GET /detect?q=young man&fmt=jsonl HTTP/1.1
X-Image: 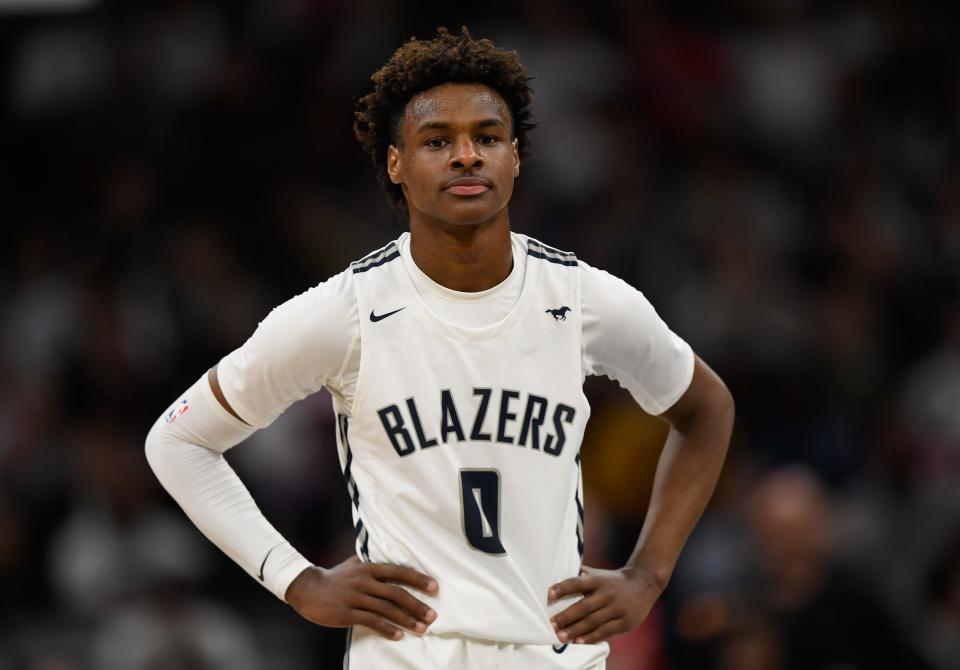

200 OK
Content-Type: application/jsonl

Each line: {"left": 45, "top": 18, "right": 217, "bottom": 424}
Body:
{"left": 145, "top": 27, "right": 734, "bottom": 669}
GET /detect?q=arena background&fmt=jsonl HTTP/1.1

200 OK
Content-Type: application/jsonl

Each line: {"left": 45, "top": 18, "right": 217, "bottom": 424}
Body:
{"left": 2, "top": 1, "right": 959, "bottom": 668}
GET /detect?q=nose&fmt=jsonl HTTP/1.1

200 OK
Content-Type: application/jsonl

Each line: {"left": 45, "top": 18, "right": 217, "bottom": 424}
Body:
{"left": 449, "top": 136, "right": 483, "bottom": 171}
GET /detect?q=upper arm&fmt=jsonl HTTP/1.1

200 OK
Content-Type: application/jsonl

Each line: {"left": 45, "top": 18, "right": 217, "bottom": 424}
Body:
{"left": 660, "top": 354, "right": 734, "bottom": 432}
{"left": 214, "top": 270, "right": 359, "bottom": 429}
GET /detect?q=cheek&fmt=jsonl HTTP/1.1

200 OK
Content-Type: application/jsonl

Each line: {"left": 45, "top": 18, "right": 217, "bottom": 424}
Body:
{"left": 401, "top": 159, "right": 442, "bottom": 207}
{"left": 408, "top": 154, "right": 440, "bottom": 185}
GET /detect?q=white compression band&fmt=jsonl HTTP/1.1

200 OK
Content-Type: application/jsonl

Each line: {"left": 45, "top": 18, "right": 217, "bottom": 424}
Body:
{"left": 145, "top": 374, "right": 313, "bottom": 601}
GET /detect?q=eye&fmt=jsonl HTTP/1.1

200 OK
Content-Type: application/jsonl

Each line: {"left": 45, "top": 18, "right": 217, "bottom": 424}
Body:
{"left": 426, "top": 138, "right": 448, "bottom": 149}
{"left": 478, "top": 135, "right": 498, "bottom": 145}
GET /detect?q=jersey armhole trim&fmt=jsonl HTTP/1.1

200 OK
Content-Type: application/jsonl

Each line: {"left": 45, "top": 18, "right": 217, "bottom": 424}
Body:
{"left": 576, "top": 263, "right": 588, "bottom": 385}
{"left": 346, "top": 263, "right": 367, "bottom": 418}
{"left": 215, "top": 361, "right": 271, "bottom": 430}
{"left": 327, "top": 294, "right": 361, "bottom": 414}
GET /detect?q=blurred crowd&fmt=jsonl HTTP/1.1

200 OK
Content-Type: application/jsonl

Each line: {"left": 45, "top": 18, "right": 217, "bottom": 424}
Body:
{"left": 2, "top": 1, "right": 959, "bottom": 668}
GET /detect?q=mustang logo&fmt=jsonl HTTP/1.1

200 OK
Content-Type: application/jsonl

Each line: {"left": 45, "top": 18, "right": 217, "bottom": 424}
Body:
{"left": 545, "top": 306, "right": 571, "bottom": 322}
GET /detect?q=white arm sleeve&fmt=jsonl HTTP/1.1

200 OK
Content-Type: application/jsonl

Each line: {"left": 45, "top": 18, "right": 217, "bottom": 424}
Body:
{"left": 144, "top": 374, "right": 313, "bottom": 601}
{"left": 144, "top": 270, "right": 358, "bottom": 601}
{"left": 581, "top": 260, "right": 695, "bottom": 415}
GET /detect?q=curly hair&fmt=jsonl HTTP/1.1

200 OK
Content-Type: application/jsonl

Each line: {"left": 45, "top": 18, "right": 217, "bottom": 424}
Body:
{"left": 354, "top": 26, "right": 536, "bottom": 219}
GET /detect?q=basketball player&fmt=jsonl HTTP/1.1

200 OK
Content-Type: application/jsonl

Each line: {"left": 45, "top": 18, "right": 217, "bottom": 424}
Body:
{"left": 145, "top": 28, "right": 734, "bottom": 669}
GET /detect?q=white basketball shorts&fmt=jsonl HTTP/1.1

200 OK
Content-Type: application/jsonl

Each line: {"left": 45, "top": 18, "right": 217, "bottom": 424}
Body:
{"left": 344, "top": 627, "right": 609, "bottom": 669}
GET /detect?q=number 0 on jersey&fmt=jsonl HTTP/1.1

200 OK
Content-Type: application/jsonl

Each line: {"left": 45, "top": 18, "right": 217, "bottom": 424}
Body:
{"left": 459, "top": 469, "right": 506, "bottom": 555}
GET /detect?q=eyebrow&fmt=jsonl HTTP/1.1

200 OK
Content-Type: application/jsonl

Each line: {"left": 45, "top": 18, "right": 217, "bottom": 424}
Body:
{"left": 414, "top": 117, "right": 507, "bottom": 134}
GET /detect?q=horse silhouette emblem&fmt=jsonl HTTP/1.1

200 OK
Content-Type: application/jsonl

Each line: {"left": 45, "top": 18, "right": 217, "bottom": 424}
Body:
{"left": 546, "top": 306, "right": 571, "bottom": 321}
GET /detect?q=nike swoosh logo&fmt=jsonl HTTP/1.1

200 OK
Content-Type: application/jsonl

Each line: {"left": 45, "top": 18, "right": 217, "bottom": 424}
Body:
{"left": 553, "top": 643, "right": 569, "bottom": 654}
{"left": 258, "top": 546, "right": 278, "bottom": 582}
{"left": 369, "top": 307, "right": 406, "bottom": 322}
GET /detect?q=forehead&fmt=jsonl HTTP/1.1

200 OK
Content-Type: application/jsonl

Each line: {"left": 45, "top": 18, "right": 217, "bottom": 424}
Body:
{"left": 403, "top": 83, "right": 511, "bottom": 130}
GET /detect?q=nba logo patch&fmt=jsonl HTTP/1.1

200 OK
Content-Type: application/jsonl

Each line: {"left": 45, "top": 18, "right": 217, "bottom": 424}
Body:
{"left": 165, "top": 398, "right": 189, "bottom": 424}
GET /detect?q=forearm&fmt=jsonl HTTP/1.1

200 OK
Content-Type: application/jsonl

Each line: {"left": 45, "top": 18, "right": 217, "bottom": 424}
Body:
{"left": 547, "top": 374, "right": 733, "bottom": 644}
{"left": 145, "top": 375, "right": 313, "bottom": 601}
{"left": 626, "top": 381, "right": 734, "bottom": 586}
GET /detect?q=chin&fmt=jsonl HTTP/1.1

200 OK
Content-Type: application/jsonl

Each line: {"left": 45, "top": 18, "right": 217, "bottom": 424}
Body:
{"left": 443, "top": 212, "right": 497, "bottom": 226}
{"left": 436, "top": 201, "right": 508, "bottom": 227}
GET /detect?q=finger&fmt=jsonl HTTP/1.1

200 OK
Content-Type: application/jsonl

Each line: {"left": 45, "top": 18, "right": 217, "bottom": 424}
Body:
{"left": 550, "top": 592, "right": 610, "bottom": 630}
{"left": 367, "top": 582, "right": 437, "bottom": 624}
{"left": 576, "top": 618, "right": 626, "bottom": 645}
{"left": 354, "top": 610, "right": 403, "bottom": 640}
{"left": 558, "top": 607, "right": 618, "bottom": 643}
{"left": 354, "top": 595, "right": 427, "bottom": 634}
{"left": 371, "top": 563, "right": 438, "bottom": 593}
{"left": 548, "top": 575, "right": 595, "bottom": 603}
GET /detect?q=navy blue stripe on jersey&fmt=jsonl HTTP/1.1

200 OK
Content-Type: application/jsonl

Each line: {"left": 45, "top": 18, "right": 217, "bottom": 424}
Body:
{"left": 528, "top": 248, "right": 578, "bottom": 267}
{"left": 344, "top": 449, "right": 359, "bottom": 507}
{"left": 529, "top": 238, "right": 576, "bottom": 259}
{"left": 352, "top": 243, "right": 400, "bottom": 273}
{"left": 352, "top": 249, "right": 400, "bottom": 273}
{"left": 356, "top": 240, "right": 397, "bottom": 265}
{"left": 338, "top": 414, "right": 371, "bottom": 561}
{"left": 354, "top": 519, "right": 370, "bottom": 561}
{"left": 527, "top": 239, "right": 578, "bottom": 267}
{"left": 574, "top": 452, "right": 584, "bottom": 559}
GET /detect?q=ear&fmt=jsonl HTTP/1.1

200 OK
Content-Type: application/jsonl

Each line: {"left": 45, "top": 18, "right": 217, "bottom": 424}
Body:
{"left": 512, "top": 138, "right": 520, "bottom": 177}
{"left": 387, "top": 145, "right": 403, "bottom": 185}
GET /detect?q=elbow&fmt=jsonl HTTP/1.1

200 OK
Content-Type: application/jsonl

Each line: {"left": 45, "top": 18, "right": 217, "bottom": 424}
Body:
{"left": 717, "top": 379, "right": 735, "bottom": 429}
{"left": 144, "top": 419, "right": 187, "bottom": 484}
{"left": 702, "top": 374, "right": 735, "bottom": 443}
{"left": 664, "top": 368, "right": 735, "bottom": 438}
{"left": 144, "top": 420, "right": 165, "bottom": 480}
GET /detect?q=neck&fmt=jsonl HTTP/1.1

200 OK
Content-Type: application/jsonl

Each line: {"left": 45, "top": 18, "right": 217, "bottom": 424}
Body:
{"left": 408, "top": 215, "right": 513, "bottom": 292}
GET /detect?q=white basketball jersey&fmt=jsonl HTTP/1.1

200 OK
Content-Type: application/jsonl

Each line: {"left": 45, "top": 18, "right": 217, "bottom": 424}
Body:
{"left": 334, "top": 232, "right": 590, "bottom": 645}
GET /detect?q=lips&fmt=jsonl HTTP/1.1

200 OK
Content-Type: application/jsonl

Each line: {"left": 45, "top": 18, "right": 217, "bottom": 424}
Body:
{"left": 447, "top": 184, "right": 489, "bottom": 195}
{"left": 444, "top": 177, "right": 491, "bottom": 196}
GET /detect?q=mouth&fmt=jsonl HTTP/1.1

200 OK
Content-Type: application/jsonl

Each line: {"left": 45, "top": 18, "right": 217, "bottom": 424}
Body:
{"left": 444, "top": 177, "right": 491, "bottom": 196}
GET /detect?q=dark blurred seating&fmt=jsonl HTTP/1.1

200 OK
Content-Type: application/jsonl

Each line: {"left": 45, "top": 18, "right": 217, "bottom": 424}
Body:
{"left": 2, "top": 2, "right": 957, "bottom": 667}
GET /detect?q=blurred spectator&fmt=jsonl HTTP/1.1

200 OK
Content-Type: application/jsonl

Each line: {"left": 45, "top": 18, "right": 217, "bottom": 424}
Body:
{"left": 91, "top": 596, "right": 262, "bottom": 670}
{"left": 902, "top": 306, "right": 960, "bottom": 471}
{"left": 921, "top": 528, "right": 960, "bottom": 669}
{"left": 746, "top": 466, "right": 927, "bottom": 670}
{"left": 47, "top": 418, "right": 212, "bottom": 616}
